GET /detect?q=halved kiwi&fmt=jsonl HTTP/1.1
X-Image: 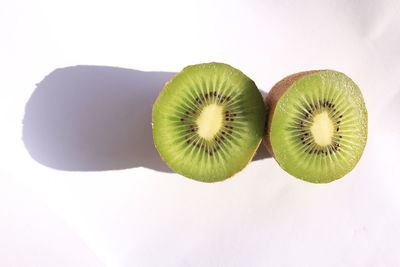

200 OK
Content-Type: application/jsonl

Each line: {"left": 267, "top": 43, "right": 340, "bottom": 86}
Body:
{"left": 264, "top": 70, "right": 368, "bottom": 183}
{"left": 152, "top": 63, "right": 266, "bottom": 182}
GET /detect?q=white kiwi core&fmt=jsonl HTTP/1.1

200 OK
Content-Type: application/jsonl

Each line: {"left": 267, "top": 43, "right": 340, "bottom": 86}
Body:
{"left": 310, "top": 111, "right": 334, "bottom": 146}
{"left": 196, "top": 104, "right": 223, "bottom": 140}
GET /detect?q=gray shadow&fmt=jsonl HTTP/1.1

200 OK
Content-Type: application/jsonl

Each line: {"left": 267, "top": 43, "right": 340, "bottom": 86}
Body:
{"left": 253, "top": 142, "right": 271, "bottom": 161}
{"left": 22, "top": 65, "right": 270, "bottom": 173}
{"left": 253, "top": 88, "right": 271, "bottom": 160}
{"left": 259, "top": 89, "right": 268, "bottom": 99}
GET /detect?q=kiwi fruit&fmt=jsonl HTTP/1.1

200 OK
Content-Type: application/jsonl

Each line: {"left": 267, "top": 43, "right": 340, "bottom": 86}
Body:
{"left": 152, "top": 62, "right": 266, "bottom": 182}
{"left": 264, "top": 70, "right": 368, "bottom": 183}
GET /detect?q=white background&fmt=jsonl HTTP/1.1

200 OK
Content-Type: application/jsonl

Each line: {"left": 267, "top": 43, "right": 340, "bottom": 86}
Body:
{"left": 1, "top": 0, "right": 400, "bottom": 266}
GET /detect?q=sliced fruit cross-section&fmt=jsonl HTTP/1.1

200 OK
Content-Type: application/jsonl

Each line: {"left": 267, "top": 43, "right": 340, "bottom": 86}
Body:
{"left": 152, "top": 62, "right": 266, "bottom": 182}
{"left": 264, "top": 70, "right": 368, "bottom": 183}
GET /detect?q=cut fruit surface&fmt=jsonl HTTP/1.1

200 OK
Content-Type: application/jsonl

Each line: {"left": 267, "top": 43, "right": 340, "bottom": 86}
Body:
{"left": 310, "top": 111, "right": 334, "bottom": 146}
{"left": 152, "top": 63, "right": 266, "bottom": 182}
{"left": 196, "top": 103, "right": 224, "bottom": 140}
{"left": 265, "top": 70, "right": 368, "bottom": 183}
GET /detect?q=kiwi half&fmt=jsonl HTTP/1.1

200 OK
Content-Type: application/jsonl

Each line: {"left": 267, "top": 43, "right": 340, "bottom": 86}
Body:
{"left": 264, "top": 70, "right": 368, "bottom": 183}
{"left": 152, "top": 63, "right": 266, "bottom": 182}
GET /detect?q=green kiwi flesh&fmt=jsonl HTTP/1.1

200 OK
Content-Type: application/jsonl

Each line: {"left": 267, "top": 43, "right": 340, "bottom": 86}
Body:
{"left": 152, "top": 63, "right": 266, "bottom": 182}
{"left": 264, "top": 70, "right": 368, "bottom": 183}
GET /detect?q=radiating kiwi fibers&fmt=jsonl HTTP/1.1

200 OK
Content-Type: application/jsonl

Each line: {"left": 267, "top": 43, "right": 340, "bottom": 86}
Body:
{"left": 152, "top": 63, "right": 266, "bottom": 182}
{"left": 264, "top": 70, "right": 368, "bottom": 183}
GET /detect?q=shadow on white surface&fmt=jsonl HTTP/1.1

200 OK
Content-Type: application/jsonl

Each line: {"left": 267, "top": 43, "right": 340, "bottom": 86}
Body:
{"left": 22, "top": 66, "right": 270, "bottom": 173}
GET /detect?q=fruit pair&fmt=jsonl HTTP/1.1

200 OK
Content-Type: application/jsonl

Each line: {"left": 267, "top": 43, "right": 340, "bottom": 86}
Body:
{"left": 152, "top": 63, "right": 368, "bottom": 183}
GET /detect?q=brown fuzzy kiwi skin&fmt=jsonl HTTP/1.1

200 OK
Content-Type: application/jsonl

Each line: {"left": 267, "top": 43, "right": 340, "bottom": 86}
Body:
{"left": 263, "top": 70, "right": 327, "bottom": 158}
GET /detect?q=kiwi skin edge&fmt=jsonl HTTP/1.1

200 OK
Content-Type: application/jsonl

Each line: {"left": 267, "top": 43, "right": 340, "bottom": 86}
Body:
{"left": 153, "top": 117, "right": 264, "bottom": 183}
{"left": 263, "top": 70, "right": 325, "bottom": 157}
{"left": 152, "top": 65, "right": 267, "bottom": 183}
